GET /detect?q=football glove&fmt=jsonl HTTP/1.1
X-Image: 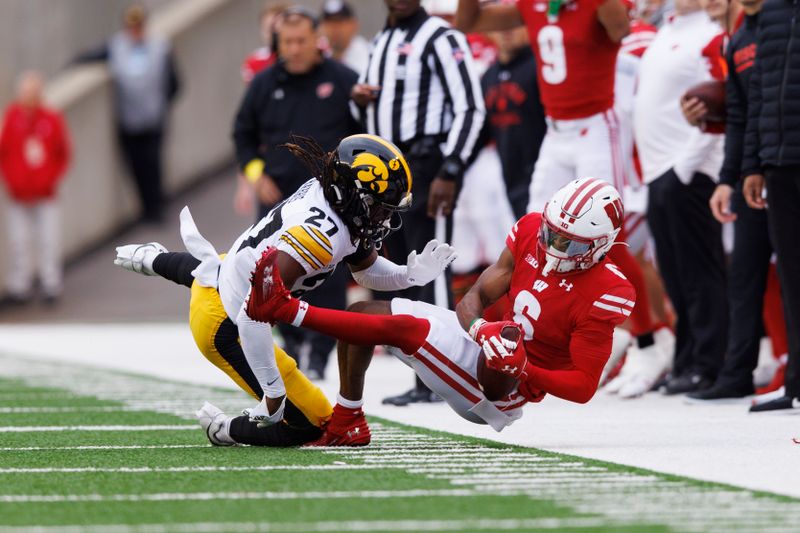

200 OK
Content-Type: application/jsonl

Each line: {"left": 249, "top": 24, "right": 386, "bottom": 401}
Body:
{"left": 406, "top": 239, "right": 457, "bottom": 286}
{"left": 247, "top": 395, "right": 286, "bottom": 428}
{"left": 470, "top": 319, "right": 527, "bottom": 378}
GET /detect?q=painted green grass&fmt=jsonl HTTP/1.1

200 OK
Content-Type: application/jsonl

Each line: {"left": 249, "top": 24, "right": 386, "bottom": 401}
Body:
{"left": 1, "top": 366, "right": 798, "bottom": 532}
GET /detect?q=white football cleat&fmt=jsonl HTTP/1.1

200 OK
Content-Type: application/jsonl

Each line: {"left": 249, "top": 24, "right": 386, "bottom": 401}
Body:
{"left": 114, "top": 242, "right": 168, "bottom": 276}
{"left": 600, "top": 328, "right": 633, "bottom": 387}
{"left": 605, "top": 328, "right": 674, "bottom": 398}
{"left": 196, "top": 401, "right": 236, "bottom": 446}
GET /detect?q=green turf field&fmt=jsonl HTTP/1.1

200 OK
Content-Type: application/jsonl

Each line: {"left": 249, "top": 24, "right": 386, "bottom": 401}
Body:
{"left": 1, "top": 355, "right": 799, "bottom": 533}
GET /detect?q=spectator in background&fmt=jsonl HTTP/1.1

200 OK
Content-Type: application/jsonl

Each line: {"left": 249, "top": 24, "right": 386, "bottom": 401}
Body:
{"left": 234, "top": 1, "right": 290, "bottom": 217}
{"left": 241, "top": 2, "right": 290, "bottom": 84}
{"left": 76, "top": 4, "right": 180, "bottom": 224}
{"left": 742, "top": 0, "right": 800, "bottom": 413}
{"left": 634, "top": 0, "right": 727, "bottom": 395}
{"left": 683, "top": 0, "right": 785, "bottom": 402}
{"left": 352, "top": 0, "right": 485, "bottom": 406}
{"left": 481, "top": 27, "right": 545, "bottom": 220}
{"left": 0, "top": 72, "right": 71, "bottom": 305}
{"left": 232, "top": 7, "right": 361, "bottom": 379}
{"left": 320, "top": 0, "right": 370, "bottom": 74}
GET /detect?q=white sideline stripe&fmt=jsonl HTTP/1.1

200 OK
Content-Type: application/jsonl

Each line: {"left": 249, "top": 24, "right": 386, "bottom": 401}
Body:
{"left": 0, "top": 488, "right": 492, "bottom": 503}
{"left": 0, "top": 517, "right": 610, "bottom": 533}
{"left": 0, "top": 445, "right": 208, "bottom": 452}
{"left": 0, "top": 465, "right": 400, "bottom": 474}
{"left": 0, "top": 425, "right": 196, "bottom": 433}
{"left": 0, "top": 406, "right": 145, "bottom": 414}
{"left": 592, "top": 301, "right": 631, "bottom": 316}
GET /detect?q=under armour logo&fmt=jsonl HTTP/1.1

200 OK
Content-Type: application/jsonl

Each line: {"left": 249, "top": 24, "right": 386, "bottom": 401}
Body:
{"left": 559, "top": 279, "right": 573, "bottom": 292}
{"left": 501, "top": 364, "right": 518, "bottom": 374}
{"left": 346, "top": 427, "right": 361, "bottom": 438}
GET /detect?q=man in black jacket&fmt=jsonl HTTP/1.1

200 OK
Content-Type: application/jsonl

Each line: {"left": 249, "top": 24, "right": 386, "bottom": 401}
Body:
{"left": 232, "top": 7, "right": 361, "bottom": 379}
{"left": 687, "top": 0, "right": 771, "bottom": 402}
{"left": 481, "top": 27, "right": 546, "bottom": 219}
{"left": 741, "top": 0, "right": 800, "bottom": 412}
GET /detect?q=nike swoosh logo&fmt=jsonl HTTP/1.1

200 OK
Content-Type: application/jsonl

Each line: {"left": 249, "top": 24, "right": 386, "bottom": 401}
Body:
{"left": 267, "top": 377, "right": 279, "bottom": 386}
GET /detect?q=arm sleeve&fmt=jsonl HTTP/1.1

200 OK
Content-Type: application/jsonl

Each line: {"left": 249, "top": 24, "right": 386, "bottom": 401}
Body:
{"left": 431, "top": 30, "right": 486, "bottom": 183}
{"left": 232, "top": 75, "right": 266, "bottom": 171}
{"left": 741, "top": 45, "right": 763, "bottom": 178}
{"left": 275, "top": 224, "right": 334, "bottom": 274}
{"left": 520, "top": 319, "right": 615, "bottom": 404}
{"left": 720, "top": 50, "right": 747, "bottom": 187}
{"left": 235, "top": 303, "right": 285, "bottom": 398}
{"left": 350, "top": 255, "right": 412, "bottom": 291}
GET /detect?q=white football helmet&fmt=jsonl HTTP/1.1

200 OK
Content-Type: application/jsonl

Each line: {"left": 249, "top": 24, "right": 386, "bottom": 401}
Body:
{"left": 539, "top": 177, "right": 624, "bottom": 276}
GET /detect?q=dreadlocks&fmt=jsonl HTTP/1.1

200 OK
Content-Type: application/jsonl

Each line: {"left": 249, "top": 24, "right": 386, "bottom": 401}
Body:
{"left": 281, "top": 135, "right": 335, "bottom": 185}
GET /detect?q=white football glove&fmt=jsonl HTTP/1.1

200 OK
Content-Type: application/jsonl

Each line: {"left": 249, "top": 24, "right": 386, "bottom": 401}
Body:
{"left": 114, "top": 242, "right": 167, "bottom": 276}
{"left": 406, "top": 239, "right": 457, "bottom": 286}
{"left": 246, "top": 396, "right": 286, "bottom": 428}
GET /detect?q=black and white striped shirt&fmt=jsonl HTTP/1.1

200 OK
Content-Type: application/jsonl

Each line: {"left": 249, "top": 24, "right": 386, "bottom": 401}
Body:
{"left": 359, "top": 9, "right": 485, "bottom": 172}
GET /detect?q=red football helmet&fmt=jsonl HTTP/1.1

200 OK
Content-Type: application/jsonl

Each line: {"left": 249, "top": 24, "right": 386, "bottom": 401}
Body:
{"left": 539, "top": 177, "right": 624, "bottom": 276}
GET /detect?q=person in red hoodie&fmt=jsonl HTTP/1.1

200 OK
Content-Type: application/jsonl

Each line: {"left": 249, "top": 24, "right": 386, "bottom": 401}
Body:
{"left": 0, "top": 71, "right": 71, "bottom": 305}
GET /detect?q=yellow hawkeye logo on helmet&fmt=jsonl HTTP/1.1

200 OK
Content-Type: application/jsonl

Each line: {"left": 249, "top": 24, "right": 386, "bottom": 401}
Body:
{"left": 351, "top": 152, "right": 389, "bottom": 194}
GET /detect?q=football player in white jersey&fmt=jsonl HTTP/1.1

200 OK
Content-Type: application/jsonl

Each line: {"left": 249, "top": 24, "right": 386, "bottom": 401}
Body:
{"left": 115, "top": 134, "right": 456, "bottom": 445}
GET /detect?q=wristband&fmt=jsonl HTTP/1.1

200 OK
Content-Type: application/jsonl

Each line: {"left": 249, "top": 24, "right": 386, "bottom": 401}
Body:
{"left": 468, "top": 318, "right": 487, "bottom": 341}
{"left": 244, "top": 159, "right": 265, "bottom": 184}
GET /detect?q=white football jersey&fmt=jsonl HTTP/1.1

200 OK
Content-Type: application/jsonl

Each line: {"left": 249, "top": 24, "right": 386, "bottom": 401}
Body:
{"left": 218, "top": 179, "right": 359, "bottom": 321}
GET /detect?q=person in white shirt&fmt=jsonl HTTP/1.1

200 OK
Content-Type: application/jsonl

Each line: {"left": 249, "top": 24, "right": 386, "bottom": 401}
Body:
{"left": 319, "top": 0, "right": 370, "bottom": 75}
{"left": 633, "top": 0, "right": 727, "bottom": 396}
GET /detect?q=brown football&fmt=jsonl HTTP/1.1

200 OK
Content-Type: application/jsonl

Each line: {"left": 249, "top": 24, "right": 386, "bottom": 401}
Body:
{"left": 684, "top": 80, "right": 726, "bottom": 124}
{"left": 476, "top": 325, "right": 520, "bottom": 401}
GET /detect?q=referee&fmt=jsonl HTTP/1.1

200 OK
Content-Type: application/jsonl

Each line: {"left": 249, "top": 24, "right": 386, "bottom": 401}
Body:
{"left": 352, "top": 0, "right": 485, "bottom": 405}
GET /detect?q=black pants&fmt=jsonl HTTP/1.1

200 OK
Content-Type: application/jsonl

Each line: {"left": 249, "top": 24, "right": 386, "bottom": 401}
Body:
{"left": 277, "top": 264, "right": 349, "bottom": 374}
{"left": 383, "top": 137, "right": 454, "bottom": 392}
{"left": 118, "top": 129, "right": 164, "bottom": 222}
{"left": 765, "top": 166, "right": 800, "bottom": 398}
{"left": 647, "top": 169, "right": 728, "bottom": 379}
{"left": 715, "top": 187, "right": 772, "bottom": 392}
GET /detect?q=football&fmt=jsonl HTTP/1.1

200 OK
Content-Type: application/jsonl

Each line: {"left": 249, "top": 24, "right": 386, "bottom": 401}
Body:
{"left": 684, "top": 80, "right": 726, "bottom": 124}
{"left": 476, "top": 325, "right": 521, "bottom": 401}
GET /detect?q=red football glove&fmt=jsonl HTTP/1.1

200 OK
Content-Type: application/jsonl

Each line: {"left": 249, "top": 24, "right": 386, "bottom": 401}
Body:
{"left": 246, "top": 247, "right": 297, "bottom": 324}
{"left": 469, "top": 319, "right": 526, "bottom": 377}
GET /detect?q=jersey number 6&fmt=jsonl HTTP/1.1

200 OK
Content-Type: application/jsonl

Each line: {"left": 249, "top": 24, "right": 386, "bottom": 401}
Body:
{"left": 537, "top": 26, "right": 567, "bottom": 85}
{"left": 513, "top": 290, "right": 542, "bottom": 341}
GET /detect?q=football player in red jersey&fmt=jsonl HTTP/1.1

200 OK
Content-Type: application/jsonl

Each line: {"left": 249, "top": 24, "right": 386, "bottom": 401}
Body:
{"left": 455, "top": 0, "right": 667, "bottom": 396}
{"left": 246, "top": 178, "right": 635, "bottom": 446}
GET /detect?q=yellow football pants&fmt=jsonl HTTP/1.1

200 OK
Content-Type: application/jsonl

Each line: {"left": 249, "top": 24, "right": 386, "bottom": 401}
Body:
{"left": 188, "top": 281, "right": 332, "bottom": 428}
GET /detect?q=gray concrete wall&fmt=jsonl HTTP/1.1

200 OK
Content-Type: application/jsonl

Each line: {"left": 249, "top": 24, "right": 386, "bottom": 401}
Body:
{"left": 0, "top": 0, "right": 391, "bottom": 297}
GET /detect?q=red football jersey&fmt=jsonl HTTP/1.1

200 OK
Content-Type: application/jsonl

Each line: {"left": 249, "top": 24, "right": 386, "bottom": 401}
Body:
{"left": 504, "top": 213, "right": 636, "bottom": 403}
{"left": 517, "top": 0, "right": 620, "bottom": 119}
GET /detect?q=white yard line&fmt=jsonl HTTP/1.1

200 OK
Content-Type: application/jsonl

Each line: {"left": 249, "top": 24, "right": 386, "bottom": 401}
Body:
{"left": 0, "top": 488, "right": 486, "bottom": 503}
{"left": 0, "top": 517, "right": 613, "bottom": 533}
{"left": 0, "top": 465, "right": 399, "bottom": 474}
{"left": 0, "top": 445, "right": 208, "bottom": 452}
{"left": 0, "top": 425, "right": 196, "bottom": 433}
{"left": 0, "top": 407, "right": 147, "bottom": 414}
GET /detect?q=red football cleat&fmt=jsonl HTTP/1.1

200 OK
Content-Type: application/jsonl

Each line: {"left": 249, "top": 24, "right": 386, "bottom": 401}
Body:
{"left": 246, "top": 247, "right": 298, "bottom": 324}
{"left": 305, "top": 406, "right": 371, "bottom": 447}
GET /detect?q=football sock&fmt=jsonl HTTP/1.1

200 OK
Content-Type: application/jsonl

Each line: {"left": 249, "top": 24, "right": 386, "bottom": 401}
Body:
{"left": 228, "top": 415, "right": 321, "bottom": 446}
{"left": 636, "top": 332, "right": 655, "bottom": 349}
{"left": 152, "top": 252, "right": 200, "bottom": 289}
{"left": 607, "top": 246, "right": 655, "bottom": 336}
{"left": 297, "top": 305, "right": 430, "bottom": 355}
{"left": 337, "top": 393, "right": 363, "bottom": 409}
